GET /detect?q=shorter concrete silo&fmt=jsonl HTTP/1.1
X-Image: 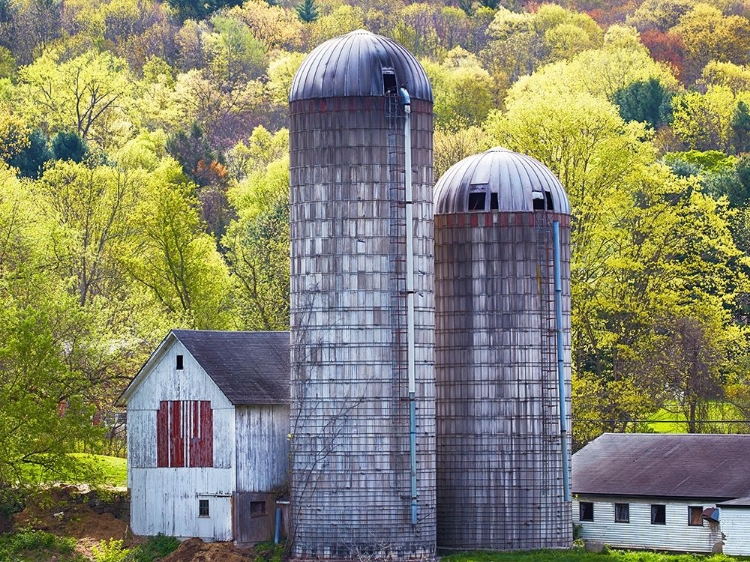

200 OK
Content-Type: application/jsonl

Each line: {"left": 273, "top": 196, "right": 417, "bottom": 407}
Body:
{"left": 434, "top": 147, "right": 572, "bottom": 551}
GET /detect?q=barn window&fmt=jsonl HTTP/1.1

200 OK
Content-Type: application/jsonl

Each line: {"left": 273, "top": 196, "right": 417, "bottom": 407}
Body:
{"left": 614, "top": 503, "right": 629, "bottom": 523}
{"left": 199, "top": 499, "right": 209, "bottom": 517}
{"left": 651, "top": 504, "right": 666, "bottom": 525}
{"left": 579, "top": 502, "right": 594, "bottom": 521}
{"left": 176, "top": 355, "right": 184, "bottom": 370}
{"left": 689, "top": 506, "right": 703, "bottom": 526}
{"left": 157, "top": 401, "right": 213, "bottom": 468}
{"left": 250, "top": 501, "right": 266, "bottom": 517}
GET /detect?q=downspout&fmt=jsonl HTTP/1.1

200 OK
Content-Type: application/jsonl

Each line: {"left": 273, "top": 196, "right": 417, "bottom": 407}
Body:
{"left": 400, "top": 86, "right": 418, "bottom": 526}
{"left": 553, "top": 220, "right": 571, "bottom": 502}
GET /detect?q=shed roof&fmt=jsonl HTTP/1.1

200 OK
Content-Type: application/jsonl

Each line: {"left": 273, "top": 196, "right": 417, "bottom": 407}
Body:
{"left": 434, "top": 147, "right": 570, "bottom": 215}
{"left": 573, "top": 433, "right": 750, "bottom": 501}
{"left": 289, "top": 29, "right": 432, "bottom": 102}
{"left": 120, "top": 330, "right": 290, "bottom": 406}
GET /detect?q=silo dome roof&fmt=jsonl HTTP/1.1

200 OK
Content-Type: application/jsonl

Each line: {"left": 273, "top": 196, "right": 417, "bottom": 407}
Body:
{"left": 434, "top": 147, "right": 571, "bottom": 215}
{"left": 289, "top": 29, "right": 432, "bottom": 102}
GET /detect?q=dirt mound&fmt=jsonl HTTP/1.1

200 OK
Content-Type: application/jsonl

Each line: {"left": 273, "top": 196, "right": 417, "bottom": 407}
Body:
{"left": 161, "top": 538, "right": 257, "bottom": 562}
{"left": 12, "top": 485, "right": 133, "bottom": 559}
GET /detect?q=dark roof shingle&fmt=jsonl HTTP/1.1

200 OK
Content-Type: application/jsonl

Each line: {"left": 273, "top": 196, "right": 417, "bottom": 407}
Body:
{"left": 173, "top": 330, "right": 289, "bottom": 406}
{"left": 573, "top": 433, "right": 750, "bottom": 500}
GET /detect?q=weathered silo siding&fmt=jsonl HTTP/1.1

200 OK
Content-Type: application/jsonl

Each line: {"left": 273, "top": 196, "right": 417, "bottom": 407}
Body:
{"left": 289, "top": 30, "right": 435, "bottom": 560}
{"left": 434, "top": 149, "right": 572, "bottom": 551}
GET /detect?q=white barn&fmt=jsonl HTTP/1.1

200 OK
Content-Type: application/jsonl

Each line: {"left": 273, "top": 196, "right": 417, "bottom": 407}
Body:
{"left": 573, "top": 433, "right": 750, "bottom": 555}
{"left": 119, "top": 330, "right": 290, "bottom": 544}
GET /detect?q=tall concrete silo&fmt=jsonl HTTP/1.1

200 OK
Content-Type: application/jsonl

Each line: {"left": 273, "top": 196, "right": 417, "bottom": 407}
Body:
{"left": 288, "top": 30, "right": 435, "bottom": 560}
{"left": 434, "top": 147, "right": 573, "bottom": 551}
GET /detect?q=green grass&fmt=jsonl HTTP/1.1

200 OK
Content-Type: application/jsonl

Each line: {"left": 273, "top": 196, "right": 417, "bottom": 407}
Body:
{"left": 443, "top": 549, "right": 747, "bottom": 562}
{"left": 19, "top": 454, "right": 126, "bottom": 488}
{"left": 126, "top": 534, "right": 180, "bottom": 562}
{"left": 0, "top": 529, "right": 84, "bottom": 562}
{"left": 68, "top": 454, "right": 127, "bottom": 488}
{"left": 646, "top": 401, "right": 745, "bottom": 434}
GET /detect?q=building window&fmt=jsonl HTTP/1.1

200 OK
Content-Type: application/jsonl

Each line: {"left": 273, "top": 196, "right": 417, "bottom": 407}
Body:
{"left": 689, "top": 506, "right": 704, "bottom": 526}
{"left": 176, "top": 354, "right": 184, "bottom": 370}
{"left": 250, "top": 501, "right": 266, "bottom": 517}
{"left": 615, "top": 503, "right": 630, "bottom": 523}
{"left": 651, "top": 504, "right": 666, "bottom": 525}
{"left": 157, "top": 401, "right": 213, "bottom": 468}
{"left": 579, "top": 502, "right": 594, "bottom": 522}
{"left": 199, "top": 499, "right": 209, "bottom": 517}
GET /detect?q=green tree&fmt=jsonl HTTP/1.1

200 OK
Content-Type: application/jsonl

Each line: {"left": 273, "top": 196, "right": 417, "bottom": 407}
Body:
{"left": 18, "top": 50, "right": 133, "bottom": 150}
{"left": 0, "top": 166, "right": 105, "bottom": 486}
{"left": 123, "top": 158, "right": 231, "bottom": 329}
{"left": 167, "top": 0, "right": 242, "bottom": 22}
{"left": 613, "top": 77, "right": 671, "bottom": 130}
{"left": 296, "top": 0, "right": 319, "bottom": 23}
{"left": 731, "top": 100, "right": 750, "bottom": 153}
{"left": 8, "top": 129, "right": 51, "bottom": 178}
{"left": 51, "top": 131, "right": 87, "bottom": 163}
{"left": 206, "top": 15, "right": 267, "bottom": 86}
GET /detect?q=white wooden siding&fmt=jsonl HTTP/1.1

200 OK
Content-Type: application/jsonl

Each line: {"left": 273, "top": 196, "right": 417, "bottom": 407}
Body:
{"left": 718, "top": 507, "right": 750, "bottom": 555}
{"left": 127, "top": 340, "right": 236, "bottom": 541}
{"left": 127, "top": 341, "right": 233, "bottom": 411}
{"left": 130, "top": 467, "right": 233, "bottom": 540}
{"left": 235, "top": 405, "right": 290, "bottom": 493}
{"left": 573, "top": 497, "right": 722, "bottom": 553}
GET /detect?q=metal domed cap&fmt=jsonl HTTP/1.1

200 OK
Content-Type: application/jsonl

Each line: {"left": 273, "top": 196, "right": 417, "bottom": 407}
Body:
{"left": 434, "top": 147, "right": 571, "bottom": 215}
{"left": 289, "top": 29, "right": 433, "bottom": 102}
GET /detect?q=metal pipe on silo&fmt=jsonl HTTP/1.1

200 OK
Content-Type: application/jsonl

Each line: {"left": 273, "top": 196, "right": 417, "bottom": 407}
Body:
{"left": 400, "top": 86, "right": 419, "bottom": 527}
{"left": 553, "top": 221, "right": 571, "bottom": 502}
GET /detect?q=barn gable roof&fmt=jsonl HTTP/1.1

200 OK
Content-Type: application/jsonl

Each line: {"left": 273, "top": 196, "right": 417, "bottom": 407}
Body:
{"left": 119, "top": 330, "right": 290, "bottom": 406}
{"left": 573, "top": 433, "right": 750, "bottom": 501}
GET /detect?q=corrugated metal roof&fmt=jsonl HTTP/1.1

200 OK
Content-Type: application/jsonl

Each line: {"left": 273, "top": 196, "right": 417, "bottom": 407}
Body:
{"left": 289, "top": 29, "right": 432, "bottom": 102}
{"left": 434, "top": 147, "right": 571, "bottom": 215}
{"left": 173, "top": 330, "right": 289, "bottom": 405}
{"left": 573, "top": 433, "right": 750, "bottom": 500}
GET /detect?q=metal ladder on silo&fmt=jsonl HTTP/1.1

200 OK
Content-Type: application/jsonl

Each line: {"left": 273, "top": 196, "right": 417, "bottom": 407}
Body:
{"left": 385, "top": 92, "right": 410, "bottom": 495}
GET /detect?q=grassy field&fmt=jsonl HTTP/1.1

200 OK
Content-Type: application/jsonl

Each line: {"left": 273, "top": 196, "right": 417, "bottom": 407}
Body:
{"left": 19, "top": 454, "right": 127, "bottom": 488}
{"left": 443, "top": 549, "right": 747, "bottom": 562}
{"left": 646, "top": 402, "right": 746, "bottom": 434}
{"left": 68, "top": 454, "right": 127, "bottom": 487}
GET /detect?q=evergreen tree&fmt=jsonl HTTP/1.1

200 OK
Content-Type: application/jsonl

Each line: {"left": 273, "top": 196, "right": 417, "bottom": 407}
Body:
{"left": 731, "top": 100, "right": 750, "bottom": 154}
{"left": 296, "top": 0, "right": 319, "bottom": 23}
{"left": 52, "top": 131, "right": 87, "bottom": 163}
{"left": 614, "top": 78, "right": 670, "bottom": 130}
{"left": 9, "top": 129, "right": 51, "bottom": 179}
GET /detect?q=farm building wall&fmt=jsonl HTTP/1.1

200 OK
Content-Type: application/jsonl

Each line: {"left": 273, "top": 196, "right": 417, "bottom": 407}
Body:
{"left": 573, "top": 497, "right": 723, "bottom": 553}
{"left": 127, "top": 340, "right": 235, "bottom": 541}
{"left": 718, "top": 507, "right": 750, "bottom": 555}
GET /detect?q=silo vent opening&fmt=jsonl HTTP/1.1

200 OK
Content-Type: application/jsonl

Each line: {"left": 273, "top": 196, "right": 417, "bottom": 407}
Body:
{"left": 490, "top": 192, "right": 499, "bottom": 210}
{"left": 383, "top": 70, "right": 397, "bottom": 94}
{"left": 532, "top": 192, "right": 545, "bottom": 211}
{"left": 468, "top": 192, "right": 486, "bottom": 211}
{"left": 546, "top": 191, "right": 554, "bottom": 211}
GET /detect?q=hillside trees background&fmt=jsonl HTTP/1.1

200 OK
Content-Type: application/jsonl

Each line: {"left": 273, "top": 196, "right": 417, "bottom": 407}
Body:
{"left": 1, "top": 0, "right": 750, "bottom": 477}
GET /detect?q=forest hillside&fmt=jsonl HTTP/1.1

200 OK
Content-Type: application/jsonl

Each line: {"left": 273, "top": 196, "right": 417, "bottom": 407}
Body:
{"left": 1, "top": 0, "right": 750, "bottom": 485}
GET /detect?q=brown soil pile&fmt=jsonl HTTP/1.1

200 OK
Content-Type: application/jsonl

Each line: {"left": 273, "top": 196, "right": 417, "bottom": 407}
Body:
{"left": 161, "top": 538, "right": 258, "bottom": 562}
{"left": 12, "top": 485, "right": 133, "bottom": 559}
{"left": 13, "top": 486, "right": 129, "bottom": 542}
